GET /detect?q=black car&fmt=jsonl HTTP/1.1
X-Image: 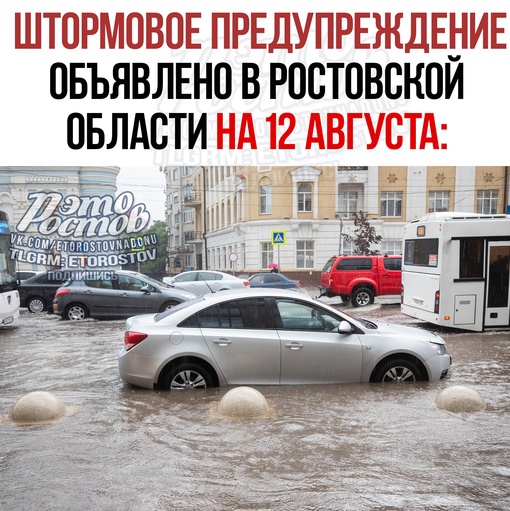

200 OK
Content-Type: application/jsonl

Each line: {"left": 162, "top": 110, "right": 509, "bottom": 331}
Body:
{"left": 17, "top": 270, "right": 67, "bottom": 313}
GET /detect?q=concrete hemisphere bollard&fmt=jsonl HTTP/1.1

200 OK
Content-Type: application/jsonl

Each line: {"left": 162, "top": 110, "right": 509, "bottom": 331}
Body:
{"left": 10, "top": 391, "right": 67, "bottom": 423}
{"left": 217, "top": 386, "right": 270, "bottom": 418}
{"left": 435, "top": 385, "right": 487, "bottom": 413}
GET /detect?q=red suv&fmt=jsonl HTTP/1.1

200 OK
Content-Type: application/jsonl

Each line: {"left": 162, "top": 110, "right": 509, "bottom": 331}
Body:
{"left": 319, "top": 255, "right": 402, "bottom": 307}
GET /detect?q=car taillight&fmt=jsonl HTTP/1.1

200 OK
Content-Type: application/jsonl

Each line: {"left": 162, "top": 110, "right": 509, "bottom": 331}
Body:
{"left": 243, "top": 280, "right": 250, "bottom": 287}
{"left": 124, "top": 331, "right": 148, "bottom": 351}
{"left": 434, "top": 291, "right": 440, "bottom": 314}
{"left": 297, "top": 281, "right": 301, "bottom": 288}
{"left": 55, "top": 288, "right": 71, "bottom": 298}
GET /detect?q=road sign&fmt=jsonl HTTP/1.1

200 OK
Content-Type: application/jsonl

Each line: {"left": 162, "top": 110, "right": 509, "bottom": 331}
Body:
{"left": 271, "top": 230, "right": 286, "bottom": 245}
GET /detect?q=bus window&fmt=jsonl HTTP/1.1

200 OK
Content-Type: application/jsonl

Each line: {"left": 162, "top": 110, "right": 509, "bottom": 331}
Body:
{"left": 404, "top": 239, "right": 439, "bottom": 266}
{"left": 459, "top": 238, "right": 484, "bottom": 279}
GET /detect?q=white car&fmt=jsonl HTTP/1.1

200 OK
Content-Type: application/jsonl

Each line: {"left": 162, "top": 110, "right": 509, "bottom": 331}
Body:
{"left": 118, "top": 288, "right": 451, "bottom": 391}
{"left": 163, "top": 270, "right": 250, "bottom": 295}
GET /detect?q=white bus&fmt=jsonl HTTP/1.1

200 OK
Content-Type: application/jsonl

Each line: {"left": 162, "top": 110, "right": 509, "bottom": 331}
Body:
{"left": 401, "top": 212, "right": 510, "bottom": 332}
{"left": 0, "top": 213, "right": 20, "bottom": 326}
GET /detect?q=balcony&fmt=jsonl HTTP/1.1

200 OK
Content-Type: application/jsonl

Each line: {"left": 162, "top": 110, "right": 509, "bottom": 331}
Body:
{"left": 183, "top": 193, "right": 202, "bottom": 208}
{"left": 184, "top": 231, "right": 204, "bottom": 244}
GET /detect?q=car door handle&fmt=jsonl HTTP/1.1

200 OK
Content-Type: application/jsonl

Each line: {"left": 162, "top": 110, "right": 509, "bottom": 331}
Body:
{"left": 213, "top": 338, "right": 232, "bottom": 346}
{"left": 120, "top": 292, "right": 129, "bottom": 297}
{"left": 285, "top": 342, "right": 303, "bottom": 350}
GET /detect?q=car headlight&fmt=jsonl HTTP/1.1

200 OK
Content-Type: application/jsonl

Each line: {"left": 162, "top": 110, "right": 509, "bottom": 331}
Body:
{"left": 430, "top": 341, "right": 447, "bottom": 355}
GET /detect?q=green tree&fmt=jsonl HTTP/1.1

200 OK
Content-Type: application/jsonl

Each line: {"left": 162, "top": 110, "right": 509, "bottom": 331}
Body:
{"left": 122, "top": 220, "right": 168, "bottom": 279}
{"left": 343, "top": 211, "right": 382, "bottom": 255}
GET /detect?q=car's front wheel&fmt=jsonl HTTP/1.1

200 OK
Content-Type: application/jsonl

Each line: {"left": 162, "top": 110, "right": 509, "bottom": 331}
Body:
{"left": 27, "top": 296, "right": 46, "bottom": 313}
{"left": 65, "top": 304, "right": 89, "bottom": 321}
{"left": 351, "top": 287, "right": 374, "bottom": 307}
{"left": 371, "top": 358, "right": 425, "bottom": 383}
{"left": 163, "top": 363, "right": 214, "bottom": 390}
{"left": 160, "top": 300, "right": 179, "bottom": 312}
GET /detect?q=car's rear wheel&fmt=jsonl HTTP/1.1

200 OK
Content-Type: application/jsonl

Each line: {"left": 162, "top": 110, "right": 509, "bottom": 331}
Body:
{"left": 371, "top": 358, "right": 425, "bottom": 383}
{"left": 27, "top": 296, "right": 46, "bottom": 313}
{"left": 164, "top": 363, "right": 214, "bottom": 390}
{"left": 351, "top": 287, "right": 374, "bottom": 307}
{"left": 160, "top": 300, "right": 179, "bottom": 312}
{"left": 65, "top": 304, "right": 89, "bottom": 321}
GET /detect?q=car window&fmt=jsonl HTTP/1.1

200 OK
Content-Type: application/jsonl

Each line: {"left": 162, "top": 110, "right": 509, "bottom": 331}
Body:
{"left": 249, "top": 275, "right": 263, "bottom": 285}
{"left": 84, "top": 278, "right": 114, "bottom": 289}
{"left": 175, "top": 272, "right": 196, "bottom": 283}
{"left": 195, "top": 298, "right": 270, "bottom": 329}
{"left": 337, "top": 258, "right": 373, "bottom": 271}
{"left": 322, "top": 256, "right": 337, "bottom": 272}
{"left": 36, "top": 273, "right": 64, "bottom": 284}
{"left": 275, "top": 298, "right": 341, "bottom": 332}
{"left": 200, "top": 271, "right": 222, "bottom": 281}
{"left": 383, "top": 258, "right": 402, "bottom": 271}
{"left": 118, "top": 274, "right": 154, "bottom": 292}
{"left": 265, "top": 274, "right": 283, "bottom": 283}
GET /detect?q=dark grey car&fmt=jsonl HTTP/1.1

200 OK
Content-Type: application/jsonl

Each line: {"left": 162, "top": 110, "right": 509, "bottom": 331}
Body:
{"left": 18, "top": 271, "right": 68, "bottom": 313}
{"left": 52, "top": 270, "right": 198, "bottom": 320}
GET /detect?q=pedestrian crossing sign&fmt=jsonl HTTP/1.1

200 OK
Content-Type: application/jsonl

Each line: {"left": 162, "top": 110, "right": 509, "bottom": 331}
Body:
{"left": 271, "top": 230, "right": 286, "bottom": 245}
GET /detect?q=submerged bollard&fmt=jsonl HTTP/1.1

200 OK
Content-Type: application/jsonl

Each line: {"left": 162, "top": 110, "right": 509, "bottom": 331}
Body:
{"left": 217, "top": 386, "right": 270, "bottom": 418}
{"left": 10, "top": 391, "right": 67, "bottom": 423}
{"left": 435, "top": 385, "right": 486, "bottom": 412}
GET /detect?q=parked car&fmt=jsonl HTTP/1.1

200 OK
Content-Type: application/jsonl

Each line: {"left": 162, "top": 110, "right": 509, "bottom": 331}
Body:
{"left": 18, "top": 270, "right": 68, "bottom": 313}
{"left": 118, "top": 288, "right": 451, "bottom": 390}
{"left": 52, "top": 270, "right": 197, "bottom": 320}
{"left": 248, "top": 273, "right": 300, "bottom": 289}
{"left": 163, "top": 270, "right": 250, "bottom": 295}
{"left": 319, "top": 255, "right": 402, "bottom": 307}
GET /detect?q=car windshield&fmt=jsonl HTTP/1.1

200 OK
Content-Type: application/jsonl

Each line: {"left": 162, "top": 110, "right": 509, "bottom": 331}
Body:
{"left": 155, "top": 295, "right": 205, "bottom": 322}
{"left": 131, "top": 272, "right": 166, "bottom": 288}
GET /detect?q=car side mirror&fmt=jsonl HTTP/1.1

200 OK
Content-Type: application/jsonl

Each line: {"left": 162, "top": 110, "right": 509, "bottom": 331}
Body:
{"left": 140, "top": 285, "right": 151, "bottom": 293}
{"left": 338, "top": 320, "right": 353, "bottom": 334}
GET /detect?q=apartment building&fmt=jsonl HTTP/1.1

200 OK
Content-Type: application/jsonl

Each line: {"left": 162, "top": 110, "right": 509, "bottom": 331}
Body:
{"left": 164, "top": 165, "right": 509, "bottom": 277}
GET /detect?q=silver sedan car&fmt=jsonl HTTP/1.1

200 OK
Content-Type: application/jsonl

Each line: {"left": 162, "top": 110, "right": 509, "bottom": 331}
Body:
{"left": 118, "top": 289, "right": 451, "bottom": 390}
{"left": 163, "top": 270, "right": 250, "bottom": 295}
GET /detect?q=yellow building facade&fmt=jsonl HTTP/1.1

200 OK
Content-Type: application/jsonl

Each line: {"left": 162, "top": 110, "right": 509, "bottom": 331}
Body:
{"left": 165, "top": 165, "right": 509, "bottom": 278}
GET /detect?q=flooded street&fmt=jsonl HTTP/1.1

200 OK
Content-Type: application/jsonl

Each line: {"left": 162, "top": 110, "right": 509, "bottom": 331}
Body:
{"left": 1, "top": 301, "right": 509, "bottom": 511}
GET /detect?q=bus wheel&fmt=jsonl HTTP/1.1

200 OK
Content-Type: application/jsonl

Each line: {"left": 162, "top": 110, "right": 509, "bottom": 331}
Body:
{"left": 371, "top": 358, "right": 424, "bottom": 383}
{"left": 351, "top": 287, "right": 374, "bottom": 307}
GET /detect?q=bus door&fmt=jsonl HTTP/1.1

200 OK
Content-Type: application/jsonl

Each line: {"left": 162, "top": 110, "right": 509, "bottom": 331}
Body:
{"left": 485, "top": 242, "right": 510, "bottom": 327}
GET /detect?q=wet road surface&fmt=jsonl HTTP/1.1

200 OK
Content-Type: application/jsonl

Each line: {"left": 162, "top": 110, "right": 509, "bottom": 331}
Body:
{"left": 1, "top": 301, "right": 509, "bottom": 511}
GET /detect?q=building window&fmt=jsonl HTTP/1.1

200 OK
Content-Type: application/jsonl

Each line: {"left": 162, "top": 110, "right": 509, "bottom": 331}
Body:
{"left": 183, "top": 209, "right": 193, "bottom": 223}
{"left": 338, "top": 190, "right": 358, "bottom": 217}
{"left": 381, "top": 191, "right": 402, "bottom": 217}
{"left": 261, "top": 242, "right": 274, "bottom": 269}
{"left": 381, "top": 240, "right": 402, "bottom": 255}
{"left": 296, "top": 240, "right": 314, "bottom": 268}
{"left": 174, "top": 212, "right": 181, "bottom": 225}
{"left": 260, "top": 182, "right": 272, "bottom": 214}
{"left": 477, "top": 190, "right": 498, "bottom": 214}
{"left": 428, "top": 191, "right": 450, "bottom": 212}
{"left": 297, "top": 183, "right": 312, "bottom": 212}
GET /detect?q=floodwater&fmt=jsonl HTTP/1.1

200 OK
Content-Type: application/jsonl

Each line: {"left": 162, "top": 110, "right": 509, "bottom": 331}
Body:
{"left": 1, "top": 300, "right": 509, "bottom": 511}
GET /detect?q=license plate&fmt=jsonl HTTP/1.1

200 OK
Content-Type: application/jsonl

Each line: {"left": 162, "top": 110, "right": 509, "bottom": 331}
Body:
{"left": 2, "top": 316, "right": 14, "bottom": 325}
